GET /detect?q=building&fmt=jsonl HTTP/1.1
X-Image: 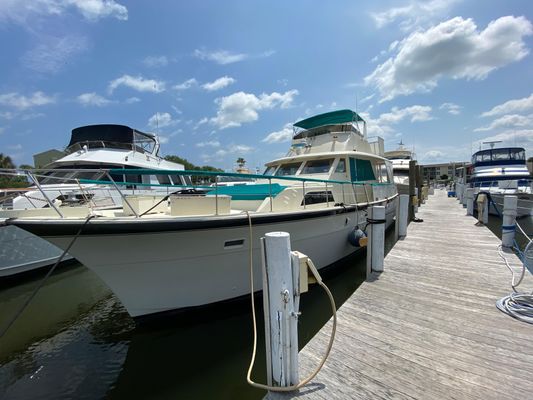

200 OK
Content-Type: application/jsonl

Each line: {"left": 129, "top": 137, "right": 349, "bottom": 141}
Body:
{"left": 421, "top": 162, "right": 470, "bottom": 181}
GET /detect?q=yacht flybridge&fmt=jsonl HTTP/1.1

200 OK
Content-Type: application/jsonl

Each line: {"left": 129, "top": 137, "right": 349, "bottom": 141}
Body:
{"left": 469, "top": 145, "right": 532, "bottom": 217}
{"left": 384, "top": 141, "right": 414, "bottom": 195}
{"left": 0, "top": 124, "right": 185, "bottom": 277}
{"left": 1, "top": 110, "right": 398, "bottom": 318}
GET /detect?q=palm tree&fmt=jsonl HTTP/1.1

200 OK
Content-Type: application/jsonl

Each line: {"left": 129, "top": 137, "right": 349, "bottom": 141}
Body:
{"left": 0, "top": 153, "right": 15, "bottom": 169}
{"left": 236, "top": 157, "right": 246, "bottom": 168}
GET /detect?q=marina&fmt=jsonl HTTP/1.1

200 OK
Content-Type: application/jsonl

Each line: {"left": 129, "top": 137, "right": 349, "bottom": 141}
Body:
{"left": 267, "top": 189, "right": 533, "bottom": 400}
{"left": 1, "top": 3, "right": 533, "bottom": 397}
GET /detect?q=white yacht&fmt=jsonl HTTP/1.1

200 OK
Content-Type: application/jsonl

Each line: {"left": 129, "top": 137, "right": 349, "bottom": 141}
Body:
{"left": 0, "top": 124, "right": 186, "bottom": 278}
{"left": 384, "top": 141, "right": 414, "bottom": 195}
{"left": 469, "top": 144, "right": 532, "bottom": 217}
{"left": 2, "top": 110, "right": 398, "bottom": 319}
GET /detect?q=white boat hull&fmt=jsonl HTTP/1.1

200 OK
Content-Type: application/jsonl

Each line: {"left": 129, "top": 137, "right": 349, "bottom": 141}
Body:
{"left": 34, "top": 203, "right": 395, "bottom": 318}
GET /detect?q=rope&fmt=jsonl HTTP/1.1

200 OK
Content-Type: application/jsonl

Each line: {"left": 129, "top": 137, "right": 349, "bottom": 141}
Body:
{"left": 496, "top": 237, "right": 533, "bottom": 324}
{"left": 245, "top": 211, "right": 337, "bottom": 392}
{"left": 0, "top": 214, "right": 96, "bottom": 337}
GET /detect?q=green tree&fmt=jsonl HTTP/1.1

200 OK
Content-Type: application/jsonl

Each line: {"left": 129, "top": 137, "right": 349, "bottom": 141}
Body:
{"left": 164, "top": 155, "right": 223, "bottom": 183}
{"left": 0, "top": 153, "right": 15, "bottom": 169}
{"left": 0, "top": 154, "right": 29, "bottom": 188}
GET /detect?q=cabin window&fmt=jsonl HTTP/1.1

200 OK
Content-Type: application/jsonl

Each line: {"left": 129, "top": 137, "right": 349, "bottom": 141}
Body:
{"left": 510, "top": 149, "right": 525, "bottom": 160}
{"left": 301, "top": 159, "right": 334, "bottom": 174}
{"left": 376, "top": 163, "right": 390, "bottom": 183}
{"left": 263, "top": 166, "right": 277, "bottom": 176}
{"left": 335, "top": 159, "right": 346, "bottom": 173}
{"left": 349, "top": 158, "right": 376, "bottom": 181}
{"left": 157, "top": 174, "right": 172, "bottom": 185}
{"left": 275, "top": 162, "right": 302, "bottom": 176}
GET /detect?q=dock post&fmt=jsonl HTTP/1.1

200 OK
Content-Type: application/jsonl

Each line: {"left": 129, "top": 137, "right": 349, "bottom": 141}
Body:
{"left": 367, "top": 205, "right": 385, "bottom": 278}
{"left": 502, "top": 195, "right": 518, "bottom": 248}
{"left": 261, "top": 232, "right": 299, "bottom": 388}
{"left": 398, "top": 195, "right": 409, "bottom": 239}
{"left": 466, "top": 188, "right": 474, "bottom": 216}
{"left": 408, "top": 160, "right": 416, "bottom": 221}
{"left": 476, "top": 193, "right": 489, "bottom": 225}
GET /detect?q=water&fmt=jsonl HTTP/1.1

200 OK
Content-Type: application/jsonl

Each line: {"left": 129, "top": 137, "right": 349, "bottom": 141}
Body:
{"left": 0, "top": 231, "right": 397, "bottom": 400}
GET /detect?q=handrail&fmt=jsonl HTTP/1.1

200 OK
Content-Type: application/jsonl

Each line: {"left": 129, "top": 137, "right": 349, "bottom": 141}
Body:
{"left": 107, "top": 168, "right": 385, "bottom": 186}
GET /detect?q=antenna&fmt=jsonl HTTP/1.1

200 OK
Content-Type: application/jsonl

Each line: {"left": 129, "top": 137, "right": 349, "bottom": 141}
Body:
{"left": 482, "top": 140, "right": 502, "bottom": 149}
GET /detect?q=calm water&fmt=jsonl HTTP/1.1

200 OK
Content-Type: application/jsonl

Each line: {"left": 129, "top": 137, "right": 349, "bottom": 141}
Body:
{"left": 0, "top": 229, "right": 398, "bottom": 400}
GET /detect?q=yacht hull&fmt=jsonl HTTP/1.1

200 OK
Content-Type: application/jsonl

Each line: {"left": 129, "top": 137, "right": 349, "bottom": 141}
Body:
{"left": 11, "top": 202, "right": 396, "bottom": 318}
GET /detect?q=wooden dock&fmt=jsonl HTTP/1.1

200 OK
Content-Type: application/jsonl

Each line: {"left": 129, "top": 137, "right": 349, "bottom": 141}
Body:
{"left": 267, "top": 189, "right": 533, "bottom": 400}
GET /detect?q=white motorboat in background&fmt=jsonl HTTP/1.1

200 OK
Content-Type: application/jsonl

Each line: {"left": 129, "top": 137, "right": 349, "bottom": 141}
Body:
{"left": 469, "top": 143, "right": 532, "bottom": 217}
{"left": 0, "top": 124, "right": 186, "bottom": 278}
{"left": 2, "top": 110, "right": 398, "bottom": 319}
{"left": 384, "top": 141, "right": 415, "bottom": 195}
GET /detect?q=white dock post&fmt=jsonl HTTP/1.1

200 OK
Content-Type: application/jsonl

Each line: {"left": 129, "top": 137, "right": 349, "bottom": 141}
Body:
{"left": 398, "top": 195, "right": 409, "bottom": 239}
{"left": 466, "top": 188, "right": 474, "bottom": 216}
{"left": 261, "top": 232, "right": 299, "bottom": 388}
{"left": 476, "top": 193, "right": 489, "bottom": 225}
{"left": 461, "top": 186, "right": 468, "bottom": 208}
{"left": 367, "top": 205, "right": 385, "bottom": 277}
{"left": 502, "top": 195, "right": 518, "bottom": 248}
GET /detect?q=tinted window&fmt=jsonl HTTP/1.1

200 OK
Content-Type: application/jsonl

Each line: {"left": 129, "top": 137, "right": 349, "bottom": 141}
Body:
{"left": 275, "top": 162, "right": 302, "bottom": 176}
{"left": 302, "top": 159, "right": 334, "bottom": 174}
{"left": 335, "top": 159, "right": 346, "bottom": 173}
{"left": 264, "top": 166, "right": 277, "bottom": 176}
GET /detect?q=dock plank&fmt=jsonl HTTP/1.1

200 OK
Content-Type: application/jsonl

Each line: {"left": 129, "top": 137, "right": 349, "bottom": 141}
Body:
{"left": 266, "top": 189, "right": 533, "bottom": 400}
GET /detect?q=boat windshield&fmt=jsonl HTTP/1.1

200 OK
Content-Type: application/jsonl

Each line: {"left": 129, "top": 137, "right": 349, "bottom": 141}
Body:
{"left": 301, "top": 159, "right": 334, "bottom": 174}
{"left": 263, "top": 166, "right": 277, "bottom": 176}
{"left": 472, "top": 148, "right": 525, "bottom": 164}
{"left": 275, "top": 162, "right": 302, "bottom": 176}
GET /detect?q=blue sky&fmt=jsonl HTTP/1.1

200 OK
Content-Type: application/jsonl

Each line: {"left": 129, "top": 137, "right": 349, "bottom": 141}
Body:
{"left": 0, "top": 0, "right": 532, "bottom": 171}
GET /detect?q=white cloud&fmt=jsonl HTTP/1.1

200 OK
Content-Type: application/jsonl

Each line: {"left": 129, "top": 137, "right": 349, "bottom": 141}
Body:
{"left": 263, "top": 123, "right": 293, "bottom": 144}
{"left": 474, "top": 114, "right": 533, "bottom": 131}
{"left": 481, "top": 93, "right": 533, "bottom": 117}
{"left": 125, "top": 97, "right": 140, "bottom": 104}
{"left": 69, "top": 0, "right": 127, "bottom": 21}
{"left": 76, "top": 92, "right": 112, "bottom": 107}
{"left": 210, "top": 90, "right": 299, "bottom": 129}
{"left": 422, "top": 150, "right": 445, "bottom": 160}
{"left": 143, "top": 55, "right": 168, "bottom": 68}
{"left": 173, "top": 78, "right": 198, "bottom": 91}
{"left": 0, "top": 0, "right": 128, "bottom": 23}
{"left": 158, "top": 135, "right": 169, "bottom": 144}
{"left": 21, "top": 35, "right": 88, "bottom": 74}
{"left": 108, "top": 75, "right": 165, "bottom": 94}
{"left": 202, "top": 76, "right": 236, "bottom": 92}
{"left": 365, "top": 16, "right": 533, "bottom": 102}
{"left": 201, "top": 143, "right": 254, "bottom": 163}
{"left": 439, "top": 102, "right": 461, "bottom": 115}
{"left": 196, "top": 140, "right": 220, "bottom": 148}
{"left": 359, "top": 94, "right": 375, "bottom": 104}
{"left": 371, "top": 0, "right": 460, "bottom": 31}
{"left": 0, "top": 91, "right": 55, "bottom": 110}
{"left": 193, "top": 49, "right": 247, "bottom": 65}
{"left": 360, "top": 105, "right": 432, "bottom": 138}
{"left": 147, "top": 112, "right": 179, "bottom": 129}
{"left": 376, "top": 105, "right": 433, "bottom": 124}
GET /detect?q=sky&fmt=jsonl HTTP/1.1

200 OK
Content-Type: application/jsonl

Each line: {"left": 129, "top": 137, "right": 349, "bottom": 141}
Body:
{"left": 0, "top": 0, "right": 532, "bottom": 171}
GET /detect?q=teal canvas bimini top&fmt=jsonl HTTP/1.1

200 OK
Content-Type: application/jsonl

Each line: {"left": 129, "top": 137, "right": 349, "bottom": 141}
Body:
{"left": 293, "top": 109, "right": 365, "bottom": 130}
{"left": 206, "top": 183, "right": 286, "bottom": 201}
